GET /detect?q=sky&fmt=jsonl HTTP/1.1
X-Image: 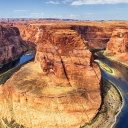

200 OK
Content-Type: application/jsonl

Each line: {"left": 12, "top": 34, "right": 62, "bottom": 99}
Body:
{"left": 0, "top": 0, "right": 128, "bottom": 20}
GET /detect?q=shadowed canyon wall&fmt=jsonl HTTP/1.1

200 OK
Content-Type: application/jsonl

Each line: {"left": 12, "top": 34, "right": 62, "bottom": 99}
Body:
{"left": 71, "top": 25, "right": 113, "bottom": 49}
{"left": 0, "top": 25, "right": 27, "bottom": 66}
{"left": 15, "top": 23, "right": 37, "bottom": 50}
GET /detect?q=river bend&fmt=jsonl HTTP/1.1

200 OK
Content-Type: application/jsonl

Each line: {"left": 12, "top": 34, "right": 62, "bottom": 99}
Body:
{"left": 95, "top": 57, "right": 128, "bottom": 128}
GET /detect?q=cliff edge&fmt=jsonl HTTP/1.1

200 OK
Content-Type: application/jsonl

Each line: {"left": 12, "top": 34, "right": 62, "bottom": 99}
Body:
{"left": 0, "top": 25, "right": 27, "bottom": 66}
{"left": 0, "top": 24, "right": 101, "bottom": 128}
{"left": 104, "top": 28, "right": 128, "bottom": 64}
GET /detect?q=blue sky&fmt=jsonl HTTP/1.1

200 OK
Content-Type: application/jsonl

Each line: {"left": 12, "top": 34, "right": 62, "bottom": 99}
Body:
{"left": 0, "top": 0, "right": 128, "bottom": 20}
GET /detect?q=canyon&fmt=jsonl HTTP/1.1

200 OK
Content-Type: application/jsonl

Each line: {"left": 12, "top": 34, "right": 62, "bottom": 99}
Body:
{"left": 0, "top": 25, "right": 27, "bottom": 67}
{"left": 0, "top": 23, "right": 101, "bottom": 128}
{"left": 0, "top": 20, "right": 128, "bottom": 128}
{"left": 15, "top": 21, "right": 113, "bottom": 50}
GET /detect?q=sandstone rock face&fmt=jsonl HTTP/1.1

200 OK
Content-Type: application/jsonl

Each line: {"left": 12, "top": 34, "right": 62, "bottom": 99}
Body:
{"left": 104, "top": 28, "right": 128, "bottom": 55}
{"left": 0, "top": 25, "right": 27, "bottom": 66}
{"left": 71, "top": 25, "right": 113, "bottom": 49}
{"left": 16, "top": 24, "right": 38, "bottom": 43}
{"left": 15, "top": 24, "right": 37, "bottom": 49}
{"left": 15, "top": 23, "right": 113, "bottom": 50}
{"left": 35, "top": 25, "right": 100, "bottom": 89}
{"left": 0, "top": 25, "right": 101, "bottom": 127}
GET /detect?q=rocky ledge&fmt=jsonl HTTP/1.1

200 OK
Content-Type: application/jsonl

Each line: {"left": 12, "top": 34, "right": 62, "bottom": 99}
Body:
{"left": 0, "top": 25, "right": 101, "bottom": 128}
{"left": 104, "top": 28, "right": 128, "bottom": 65}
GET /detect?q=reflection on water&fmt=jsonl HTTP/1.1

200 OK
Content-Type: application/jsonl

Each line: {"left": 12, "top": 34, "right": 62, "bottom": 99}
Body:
{"left": 0, "top": 52, "right": 35, "bottom": 85}
{"left": 95, "top": 59, "right": 127, "bottom": 85}
{"left": 0, "top": 52, "right": 35, "bottom": 84}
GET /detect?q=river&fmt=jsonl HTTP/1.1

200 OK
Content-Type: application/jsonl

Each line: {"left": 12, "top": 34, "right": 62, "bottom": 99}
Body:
{"left": 95, "top": 52, "right": 128, "bottom": 128}
{"left": 0, "top": 52, "right": 35, "bottom": 74}
{"left": 0, "top": 51, "right": 35, "bottom": 84}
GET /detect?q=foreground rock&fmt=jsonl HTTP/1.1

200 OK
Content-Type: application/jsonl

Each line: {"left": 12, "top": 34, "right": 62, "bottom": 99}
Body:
{"left": 0, "top": 25, "right": 27, "bottom": 66}
{"left": 0, "top": 25, "right": 101, "bottom": 128}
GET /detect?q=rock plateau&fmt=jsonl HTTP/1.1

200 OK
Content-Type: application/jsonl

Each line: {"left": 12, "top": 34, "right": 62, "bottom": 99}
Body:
{"left": 0, "top": 24, "right": 101, "bottom": 128}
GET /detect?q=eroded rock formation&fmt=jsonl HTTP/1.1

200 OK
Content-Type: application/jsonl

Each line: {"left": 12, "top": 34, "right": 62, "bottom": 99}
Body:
{"left": 0, "top": 24, "right": 101, "bottom": 128}
{"left": 104, "top": 28, "right": 128, "bottom": 55}
{"left": 71, "top": 25, "right": 112, "bottom": 49}
{"left": 0, "top": 25, "right": 27, "bottom": 66}
{"left": 15, "top": 23, "right": 37, "bottom": 50}
{"left": 16, "top": 24, "right": 37, "bottom": 43}
{"left": 15, "top": 22, "right": 114, "bottom": 50}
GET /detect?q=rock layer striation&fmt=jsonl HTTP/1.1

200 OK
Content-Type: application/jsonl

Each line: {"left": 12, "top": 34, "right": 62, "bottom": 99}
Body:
{"left": 71, "top": 25, "right": 112, "bottom": 49}
{"left": 0, "top": 24, "right": 101, "bottom": 127}
{"left": 104, "top": 28, "right": 128, "bottom": 55}
{"left": 15, "top": 22, "right": 114, "bottom": 50}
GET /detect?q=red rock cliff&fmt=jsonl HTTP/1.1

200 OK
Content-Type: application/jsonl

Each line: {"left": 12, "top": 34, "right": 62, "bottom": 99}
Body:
{"left": 15, "top": 23, "right": 37, "bottom": 49}
{"left": 104, "top": 28, "right": 128, "bottom": 55}
{"left": 15, "top": 23, "right": 114, "bottom": 50}
{"left": 0, "top": 24, "right": 101, "bottom": 128}
{"left": 0, "top": 25, "right": 27, "bottom": 66}
{"left": 71, "top": 25, "right": 113, "bottom": 49}
{"left": 35, "top": 25, "right": 101, "bottom": 88}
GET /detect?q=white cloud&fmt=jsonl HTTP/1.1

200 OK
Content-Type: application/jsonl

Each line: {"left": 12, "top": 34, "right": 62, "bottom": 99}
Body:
{"left": 31, "top": 13, "right": 40, "bottom": 15}
{"left": 68, "top": 14, "right": 79, "bottom": 19}
{"left": 50, "top": 14, "right": 63, "bottom": 18}
{"left": 64, "top": 0, "right": 73, "bottom": 2}
{"left": 84, "top": 13, "right": 94, "bottom": 19}
{"left": 13, "top": 10, "right": 28, "bottom": 12}
{"left": 41, "top": 13, "right": 44, "bottom": 16}
{"left": 62, "top": 0, "right": 74, "bottom": 3}
{"left": 63, "top": 0, "right": 128, "bottom": 5}
{"left": 30, "top": 13, "right": 44, "bottom": 18}
{"left": 85, "top": 12, "right": 93, "bottom": 15}
{"left": 46, "top": 1, "right": 60, "bottom": 4}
